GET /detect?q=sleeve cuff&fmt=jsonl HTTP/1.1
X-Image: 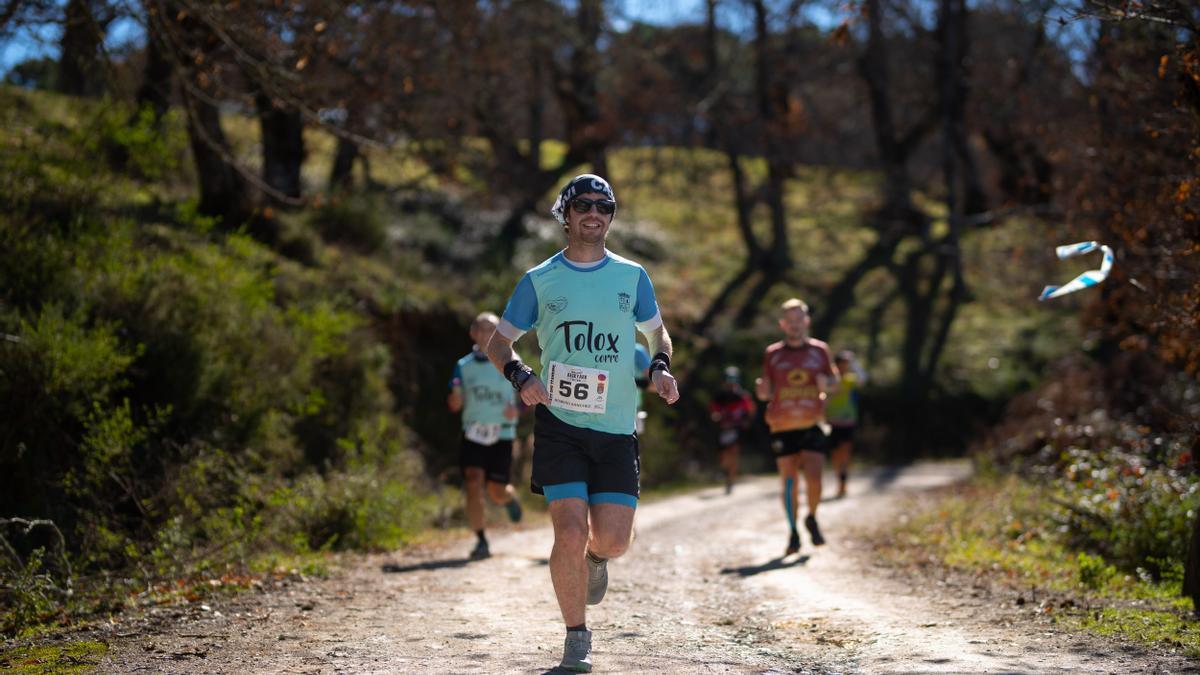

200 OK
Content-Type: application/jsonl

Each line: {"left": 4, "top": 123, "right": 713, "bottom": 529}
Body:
{"left": 497, "top": 318, "right": 527, "bottom": 341}
{"left": 635, "top": 312, "right": 663, "bottom": 334}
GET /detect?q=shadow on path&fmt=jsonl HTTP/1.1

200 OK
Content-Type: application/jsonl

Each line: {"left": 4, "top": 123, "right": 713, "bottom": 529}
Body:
{"left": 719, "top": 555, "right": 809, "bottom": 577}
{"left": 381, "top": 557, "right": 480, "bottom": 574}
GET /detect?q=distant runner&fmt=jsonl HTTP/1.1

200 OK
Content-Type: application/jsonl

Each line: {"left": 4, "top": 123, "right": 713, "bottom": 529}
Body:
{"left": 634, "top": 342, "right": 651, "bottom": 434}
{"left": 487, "top": 174, "right": 680, "bottom": 672}
{"left": 447, "top": 312, "right": 523, "bottom": 560}
{"left": 755, "top": 298, "right": 839, "bottom": 555}
{"left": 708, "top": 366, "right": 755, "bottom": 494}
{"left": 826, "top": 350, "right": 867, "bottom": 499}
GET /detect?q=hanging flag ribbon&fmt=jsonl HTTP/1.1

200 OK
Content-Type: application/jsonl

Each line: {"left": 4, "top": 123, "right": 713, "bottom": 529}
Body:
{"left": 1039, "top": 241, "right": 1114, "bottom": 301}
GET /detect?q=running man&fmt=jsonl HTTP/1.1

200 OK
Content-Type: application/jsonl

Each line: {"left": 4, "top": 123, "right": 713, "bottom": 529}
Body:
{"left": 709, "top": 366, "right": 755, "bottom": 494}
{"left": 487, "top": 174, "right": 679, "bottom": 673}
{"left": 826, "top": 350, "right": 867, "bottom": 499}
{"left": 447, "top": 312, "right": 523, "bottom": 560}
{"left": 755, "top": 298, "right": 839, "bottom": 555}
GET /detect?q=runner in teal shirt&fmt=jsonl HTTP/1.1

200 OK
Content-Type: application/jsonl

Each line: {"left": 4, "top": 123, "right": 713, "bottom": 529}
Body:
{"left": 447, "top": 312, "right": 523, "bottom": 560}
{"left": 485, "top": 174, "right": 680, "bottom": 673}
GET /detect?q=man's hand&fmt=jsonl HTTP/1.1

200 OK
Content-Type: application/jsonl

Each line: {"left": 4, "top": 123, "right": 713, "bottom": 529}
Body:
{"left": 754, "top": 376, "right": 770, "bottom": 401}
{"left": 652, "top": 369, "right": 680, "bottom": 405}
{"left": 519, "top": 377, "right": 551, "bottom": 406}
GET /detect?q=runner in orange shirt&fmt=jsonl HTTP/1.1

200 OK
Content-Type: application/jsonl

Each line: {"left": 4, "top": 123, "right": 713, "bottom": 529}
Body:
{"left": 755, "top": 298, "right": 839, "bottom": 555}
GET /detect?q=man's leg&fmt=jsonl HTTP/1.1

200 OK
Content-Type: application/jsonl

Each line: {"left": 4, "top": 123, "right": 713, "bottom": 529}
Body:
{"left": 587, "top": 502, "right": 635, "bottom": 559}
{"left": 831, "top": 440, "right": 851, "bottom": 497}
{"left": 801, "top": 450, "right": 826, "bottom": 545}
{"left": 776, "top": 454, "right": 802, "bottom": 554}
{"left": 488, "top": 480, "right": 523, "bottom": 523}
{"left": 548, "top": 497, "right": 590, "bottom": 628}
{"left": 464, "top": 467, "right": 486, "bottom": 533}
{"left": 464, "top": 467, "right": 490, "bottom": 558}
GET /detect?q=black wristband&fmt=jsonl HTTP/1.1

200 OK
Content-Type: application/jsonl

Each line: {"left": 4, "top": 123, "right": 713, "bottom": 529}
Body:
{"left": 503, "top": 359, "right": 534, "bottom": 391}
{"left": 648, "top": 351, "right": 670, "bottom": 375}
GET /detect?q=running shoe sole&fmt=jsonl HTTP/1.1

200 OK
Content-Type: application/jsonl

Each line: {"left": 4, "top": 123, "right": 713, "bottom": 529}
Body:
{"left": 586, "top": 554, "right": 608, "bottom": 605}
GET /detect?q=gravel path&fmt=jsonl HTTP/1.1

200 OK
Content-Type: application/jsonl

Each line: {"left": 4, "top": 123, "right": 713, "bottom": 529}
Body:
{"left": 93, "top": 460, "right": 1197, "bottom": 673}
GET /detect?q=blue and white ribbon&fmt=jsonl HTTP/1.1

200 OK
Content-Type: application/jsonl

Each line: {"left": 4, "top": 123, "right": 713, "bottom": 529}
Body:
{"left": 1038, "top": 241, "right": 1114, "bottom": 301}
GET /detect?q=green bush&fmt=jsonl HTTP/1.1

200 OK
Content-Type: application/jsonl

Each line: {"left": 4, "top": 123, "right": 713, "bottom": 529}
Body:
{"left": 308, "top": 195, "right": 388, "bottom": 253}
{"left": 1045, "top": 420, "right": 1196, "bottom": 581}
{"left": 1076, "top": 551, "right": 1118, "bottom": 590}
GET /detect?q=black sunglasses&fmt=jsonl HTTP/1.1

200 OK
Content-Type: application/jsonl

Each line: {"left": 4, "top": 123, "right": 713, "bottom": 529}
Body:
{"left": 570, "top": 198, "right": 616, "bottom": 215}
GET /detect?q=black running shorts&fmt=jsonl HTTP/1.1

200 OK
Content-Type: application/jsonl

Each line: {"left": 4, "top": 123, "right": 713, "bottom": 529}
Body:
{"left": 827, "top": 425, "right": 856, "bottom": 447}
{"left": 770, "top": 425, "right": 829, "bottom": 457}
{"left": 531, "top": 405, "right": 640, "bottom": 502}
{"left": 716, "top": 427, "right": 743, "bottom": 449}
{"left": 460, "top": 437, "right": 514, "bottom": 485}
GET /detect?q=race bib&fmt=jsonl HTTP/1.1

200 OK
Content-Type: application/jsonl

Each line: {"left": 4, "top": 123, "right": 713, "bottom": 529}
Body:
{"left": 465, "top": 422, "right": 502, "bottom": 446}
{"left": 547, "top": 361, "right": 609, "bottom": 414}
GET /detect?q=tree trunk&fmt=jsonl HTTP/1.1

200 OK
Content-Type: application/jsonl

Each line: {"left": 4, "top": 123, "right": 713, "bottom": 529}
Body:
{"left": 256, "top": 93, "right": 305, "bottom": 204}
{"left": 329, "top": 136, "right": 359, "bottom": 192}
{"left": 135, "top": 30, "right": 173, "bottom": 122}
{"left": 181, "top": 82, "right": 258, "bottom": 235}
{"left": 57, "top": 0, "right": 105, "bottom": 97}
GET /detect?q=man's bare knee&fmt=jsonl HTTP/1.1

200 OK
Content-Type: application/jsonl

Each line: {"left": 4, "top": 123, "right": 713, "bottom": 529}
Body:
{"left": 555, "top": 520, "right": 589, "bottom": 553}
{"left": 590, "top": 530, "right": 631, "bottom": 559}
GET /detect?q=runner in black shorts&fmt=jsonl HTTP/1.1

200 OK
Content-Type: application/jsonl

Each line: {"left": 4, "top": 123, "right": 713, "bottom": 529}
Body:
{"left": 487, "top": 174, "right": 680, "bottom": 672}
{"left": 709, "top": 366, "right": 755, "bottom": 494}
{"left": 756, "top": 298, "right": 839, "bottom": 556}
{"left": 447, "top": 312, "right": 523, "bottom": 560}
{"left": 826, "top": 350, "right": 867, "bottom": 498}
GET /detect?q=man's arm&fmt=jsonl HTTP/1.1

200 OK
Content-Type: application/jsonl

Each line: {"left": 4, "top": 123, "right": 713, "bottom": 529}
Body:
{"left": 755, "top": 354, "right": 772, "bottom": 401}
{"left": 447, "top": 385, "right": 463, "bottom": 412}
{"left": 639, "top": 323, "right": 679, "bottom": 405}
{"left": 819, "top": 347, "right": 841, "bottom": 394}
{"left": 486, "top": 331, "right": 550, "bottom": 406}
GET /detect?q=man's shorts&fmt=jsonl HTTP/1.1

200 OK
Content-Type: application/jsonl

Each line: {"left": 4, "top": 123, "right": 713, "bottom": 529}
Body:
{"left": 460, "top": 436, "right": 514, "bottom": 485}
{"left": 770, "top": 425, "right": 829, "bottom": 458}
{"left": 828, "top": 425, "right": 856, "bottom": 446}
{"left": 531, "top": 405, "right": 639, "bottom": 506}
{"left": 717, "top": 427, "right": 743, "bottom": 449}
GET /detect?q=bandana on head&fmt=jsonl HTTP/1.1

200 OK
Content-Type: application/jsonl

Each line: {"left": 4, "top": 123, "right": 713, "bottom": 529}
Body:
{"left": 550, "top": 174, "right": 617, "bottom": 225}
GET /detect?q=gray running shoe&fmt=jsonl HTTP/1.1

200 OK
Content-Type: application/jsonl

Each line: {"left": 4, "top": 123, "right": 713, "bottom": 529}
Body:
{"left": 585, "top": 553, "right": 608, "bottom": 605}
{"left": 560, "top": 629, "right": 593, "bottom": 672}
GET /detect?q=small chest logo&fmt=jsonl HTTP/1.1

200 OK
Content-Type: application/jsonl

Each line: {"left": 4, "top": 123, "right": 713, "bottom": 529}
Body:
{"left": 546, "top": 296, "right": 568, "bottom": 314}
{"left": 617, "top": 292, "right": 631, "bottom": 312}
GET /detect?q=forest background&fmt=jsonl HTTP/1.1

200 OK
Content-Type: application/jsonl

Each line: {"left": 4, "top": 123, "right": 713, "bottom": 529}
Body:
{"left": 0, "top": 0, "right": 1197, "bottom": 648}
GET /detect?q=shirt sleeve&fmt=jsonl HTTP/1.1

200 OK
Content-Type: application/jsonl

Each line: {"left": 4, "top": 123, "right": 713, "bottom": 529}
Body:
{"left": 499, "top": 273, "right": 538, "bottom": 339}
{"left": 449, "top": 362, "right": 463, "bottom": 389}
{"left": 632, "top": 267, "right": 660, "bottom": 323}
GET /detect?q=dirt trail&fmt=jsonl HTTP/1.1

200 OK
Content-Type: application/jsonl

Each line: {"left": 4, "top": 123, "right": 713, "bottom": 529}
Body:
{"left": 95, "top": 461, "right": 1195, "bottom": 673}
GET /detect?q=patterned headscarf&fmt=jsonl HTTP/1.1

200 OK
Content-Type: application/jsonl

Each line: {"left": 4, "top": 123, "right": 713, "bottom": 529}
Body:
{"left": 550, "top": 174, "right": 617, "bottom": 225}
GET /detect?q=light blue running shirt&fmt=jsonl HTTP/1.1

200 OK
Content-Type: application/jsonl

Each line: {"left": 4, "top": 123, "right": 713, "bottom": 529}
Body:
{"left": 499, "top": 250, "right": 661, "bottom": 435}
{"left": 450, "top": 348, "right": 517, "bottom": 441}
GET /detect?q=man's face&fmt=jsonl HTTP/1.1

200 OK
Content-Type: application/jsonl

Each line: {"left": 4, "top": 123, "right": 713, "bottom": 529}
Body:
{"left": 470, "top": 319, "right": 498, "bottom": 349}
{"left": 779, "top": 307, "right": 809, "bottom": 341}
{"left": 564, "top": 191, "right": 614, "bottom": 246}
